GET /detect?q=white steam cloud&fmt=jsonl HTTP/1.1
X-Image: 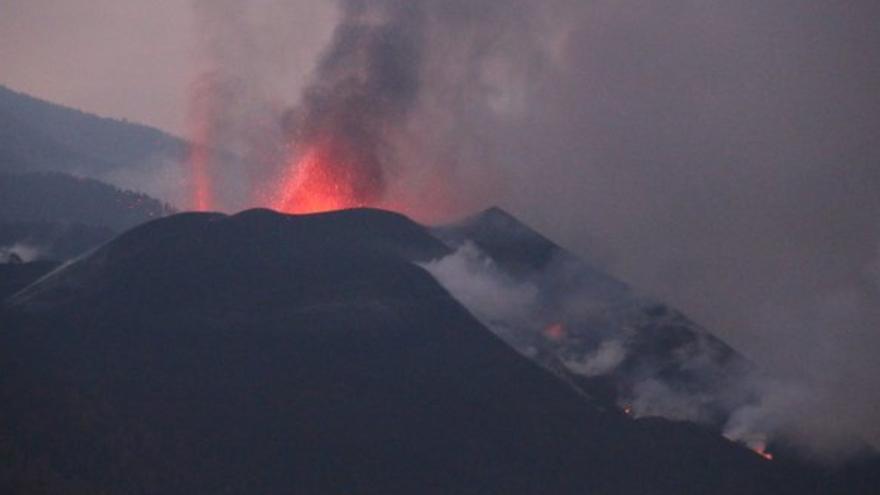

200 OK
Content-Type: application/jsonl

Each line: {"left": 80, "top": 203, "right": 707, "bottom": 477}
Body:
{"left": 421, "top": 238, "right": 871, "bottom": 461}
{"left": 420, "top": 242, "right": 540, "bottom": 340}
{"left": 562, "top": 339, "right": 626, "bottom": 378}
{"left": 1, "top": 243, "right": 45, "bottom": 263}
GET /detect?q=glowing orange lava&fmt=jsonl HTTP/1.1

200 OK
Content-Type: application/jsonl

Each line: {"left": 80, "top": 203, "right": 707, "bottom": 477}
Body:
{"left": 186, "top": 75, "right": 217, "bottom": 211}
{"left": 275, "top": 148, "right": 358, "bottom": 213}
{"left": 544, "top": 323, "right": 567, "bottom": 342}
{"left": 728, "top": 436, "right": 775, "bottom": 462}
{"left": 274, "top": 140, "right": 383, "bottom": 214}
{"left": 189, "top": 143, "right": 214, "bottom": 211}
{"left": 751, "top": 442, "right": 774, "bottom": 461}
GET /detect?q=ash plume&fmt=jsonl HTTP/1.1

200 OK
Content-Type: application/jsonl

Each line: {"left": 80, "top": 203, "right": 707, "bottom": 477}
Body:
{"left": 188, "top": 0, "right": 326, "bottom": 211}
{"left": 186, "top": 0, "right": 880, "bottom": 460}
{"left": 422, "top": 238, "right": 876, "bottom": 461}
{"left": 278, "top": 1, "right": 427, "bottom": 207}
{"left": 562, "top": 340, "right": 627, "bottom": 378}
{"left": 189, "top": 0, "right": 549, "bottom": 218}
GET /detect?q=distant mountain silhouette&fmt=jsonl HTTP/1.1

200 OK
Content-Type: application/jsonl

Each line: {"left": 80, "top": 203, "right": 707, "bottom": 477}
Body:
{"left": 0, "top": 170, "right": 176, "bottom": 300}
{"left": 2, "top": 207, "right": 857, "bottom": 494}
{"left": 0, "top": 85, "right": 187, "bottom": 178}
{"left": 0, "top": 85, "right": 249, "bottom": 207}
{"left": 0, "top": 87, "right": 181, "bottom": 277}
{"left": 0, "top": 171, "right": 174, "bottom": 230}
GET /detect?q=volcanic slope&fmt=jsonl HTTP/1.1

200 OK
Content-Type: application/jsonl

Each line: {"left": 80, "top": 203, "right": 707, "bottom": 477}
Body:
{"left": 1, "top": 208, "right": 813, "bottom": 494}
{"left": 433, "top": 207, "right": 880, "bottom": 491}
{"left": 0, "top": 85, "right": 186, "bottom": 178}
{"left": 433, "top": 207, "right": 757, "bottom": 426}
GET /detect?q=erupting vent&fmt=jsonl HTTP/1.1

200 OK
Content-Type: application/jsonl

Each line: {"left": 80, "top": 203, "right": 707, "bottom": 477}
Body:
{"left": 274, "top": 140, "right": 382, "bottom": 214}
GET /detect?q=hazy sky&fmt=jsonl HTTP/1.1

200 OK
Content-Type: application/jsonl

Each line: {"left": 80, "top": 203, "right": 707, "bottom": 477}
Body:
{"left": 3, "top": 0, "right": 880, "bottom": 455}
{"left": 0, "top": 0, "right": 334, "bottom": 135}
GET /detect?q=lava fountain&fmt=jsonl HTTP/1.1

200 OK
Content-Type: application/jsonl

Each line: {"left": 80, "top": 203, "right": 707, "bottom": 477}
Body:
{"left": 274, "top": 137, "right": 385, "bottom": 214}
{"left": 186, "top": 74, "right": 220, "bottom": 211}
{"left": 188, "top": 142, "right": 214, "bottom": 212}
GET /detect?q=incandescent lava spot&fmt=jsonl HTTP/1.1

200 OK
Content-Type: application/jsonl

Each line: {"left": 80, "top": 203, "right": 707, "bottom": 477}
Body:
{"left": 275, "top": 138, "right": 385, "bottom": 214}
{"left": 543, "top": 322, "right": 567, "bottom": 342}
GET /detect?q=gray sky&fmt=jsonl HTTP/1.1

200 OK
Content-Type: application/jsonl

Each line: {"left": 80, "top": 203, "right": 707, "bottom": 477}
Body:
{"left": 0, "top": 0, "right": 334, "bottom": 134}
{"left": 3, "top": 0, "right": 880, "bottom": 454}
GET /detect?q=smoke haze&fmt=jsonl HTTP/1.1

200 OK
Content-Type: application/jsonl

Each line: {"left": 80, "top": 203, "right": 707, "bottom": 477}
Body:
{"left": 3, "top": 0, "right": 879, "bottom": 455}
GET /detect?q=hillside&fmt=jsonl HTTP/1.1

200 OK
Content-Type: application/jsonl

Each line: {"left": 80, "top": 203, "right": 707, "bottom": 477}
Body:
{"left": 0, "top": 171, "right": 175, "bottom": 299}
{"left": 0, "top": 208, "right": 816, "bottom": 495}
{"left": 0, "top": 85, "right": 187, "bottom": 178}
{"left": 433, "top": 207, "right": 756, "bottom": 428}
{"left": 0, "top": 220, "right": 115, "bottom": 261}
{"left": 0, "top": 85, "right": 252, "bottom": 208}
{"left": 0, "top": 171, "right": 174, "bottom": 231}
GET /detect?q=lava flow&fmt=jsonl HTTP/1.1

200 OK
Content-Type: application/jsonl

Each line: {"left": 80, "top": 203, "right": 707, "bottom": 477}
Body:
{"left": 752, "top": 442, "right": 774, "bottom": 461}
{"left": 726, "top": 434, "right": 775, "bottom": 462}
{"left": 274, "top": 140, "right": 384, "bottom": 215}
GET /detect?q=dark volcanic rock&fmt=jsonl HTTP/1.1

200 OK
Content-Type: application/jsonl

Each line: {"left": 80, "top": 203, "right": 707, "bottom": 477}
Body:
{"left": 0, "top": 220, "right": 116, "bottom": 260}
{"left": 0, "top": 172, "right": 174, "bottom": 230}
{"left": 0, "top": 260, "right": 60, "bottom": 301}
{"left": 0, "top": 208, "right": 819, "bottom": 494}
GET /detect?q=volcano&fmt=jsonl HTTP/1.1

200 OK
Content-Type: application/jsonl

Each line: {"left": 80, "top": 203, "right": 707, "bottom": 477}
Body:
{"left": 0, "top": 208, "right": 875, "bottom": 494}
{"left": 433, "top": 207, "right": 757, "bottom": 427}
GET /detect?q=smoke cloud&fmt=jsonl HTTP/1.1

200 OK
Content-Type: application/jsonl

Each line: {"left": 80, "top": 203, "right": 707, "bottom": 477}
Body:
{"left": 0, "top": 243, "right": 45, "bottom": 263}
{"left": 187, "top": 0, "right": 552, "bottom": 217}
{"left": 563, "top": 340, "right": 626, "bottom": 378}
{"left": 422, "top": 238, "right": 874, "bottom": 461}
{"left": 277, "top": 1, "right": 426, "bottom": 209}
{"left": 420, "top": 242, "right": 540, "bottom": 332}
{"left": 492, "top": 0, "right": 880, "bottom": 456}
{"left": 183, "top": 0, "right": 880, "bottom": 458}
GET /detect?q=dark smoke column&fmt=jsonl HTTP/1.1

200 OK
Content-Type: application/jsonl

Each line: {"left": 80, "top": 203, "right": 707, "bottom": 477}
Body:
{"left": 275, "top": 1, "right": 425, "bottom": 214}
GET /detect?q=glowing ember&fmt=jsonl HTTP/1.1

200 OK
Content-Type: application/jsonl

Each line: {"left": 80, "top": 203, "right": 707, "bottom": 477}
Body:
{"left": 757, "top": 450, "right": 774, "bottom": 461}
{"left": 543, "top": 323, "right": 567, "bottom": 342}
{"left": 725, "top": 434, "right": 775, "bottom": 461}
{"left": 274, "top": 140, "right": 383, "bottom": 214}
{"left": 749, "top": 441, "right": 774, "bottom": 461}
